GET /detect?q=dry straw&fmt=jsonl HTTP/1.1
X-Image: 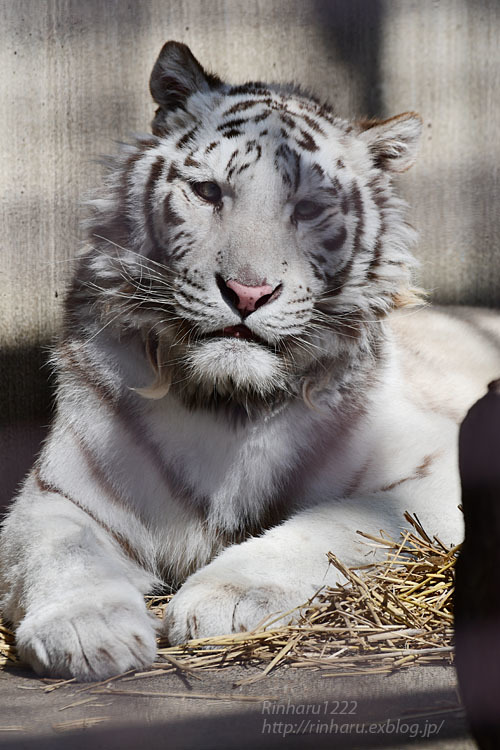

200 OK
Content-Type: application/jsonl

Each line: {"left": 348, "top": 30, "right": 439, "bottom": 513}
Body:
{"left": 0, "top": 513, "right": 457, "bottom": 685}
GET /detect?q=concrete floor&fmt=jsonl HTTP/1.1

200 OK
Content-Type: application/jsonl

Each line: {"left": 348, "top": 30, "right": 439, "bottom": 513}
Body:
{"left": 0, "top": 662, "right": 475, "bottom": 749}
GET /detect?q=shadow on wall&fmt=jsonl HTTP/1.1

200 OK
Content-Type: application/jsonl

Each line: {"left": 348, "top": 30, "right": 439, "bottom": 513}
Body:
{"left": 312, "top": 0, "right": 385, "bottom": 117}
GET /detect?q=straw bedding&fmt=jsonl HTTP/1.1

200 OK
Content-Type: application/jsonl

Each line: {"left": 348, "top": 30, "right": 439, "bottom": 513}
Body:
{"left": 0, "top": 513, "right": 457, "bottom": 685}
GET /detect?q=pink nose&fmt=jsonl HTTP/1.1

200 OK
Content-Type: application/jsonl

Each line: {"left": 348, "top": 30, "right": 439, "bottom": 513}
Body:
{"left": 225, "top": 279, "right": 274, "bottom": 314}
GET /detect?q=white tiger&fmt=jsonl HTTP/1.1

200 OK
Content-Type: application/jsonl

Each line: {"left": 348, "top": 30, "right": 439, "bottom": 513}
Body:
{"left": 2, "top": 41, "right": 500, "bottom": 681}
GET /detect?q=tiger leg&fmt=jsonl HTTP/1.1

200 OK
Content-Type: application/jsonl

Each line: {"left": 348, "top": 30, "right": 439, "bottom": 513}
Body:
{"left": 164, "top": 482, "right": 463, "bottom": 644}
{"left": 0, "top": 475, "right": 158, "bottom": 681}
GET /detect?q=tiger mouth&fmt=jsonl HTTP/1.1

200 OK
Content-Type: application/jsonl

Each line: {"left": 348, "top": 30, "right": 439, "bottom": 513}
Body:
{"left": 207, "top": 324, "right": 265, "bottom": 345}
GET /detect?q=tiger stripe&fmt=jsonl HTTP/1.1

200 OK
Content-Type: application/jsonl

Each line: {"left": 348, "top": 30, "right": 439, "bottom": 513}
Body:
{"left": 217, "top": 117, "right": 250, "bottom": 132}
{"left": 33, "top": 467, "right": 142, "bottom": 564}
{"left": 176, "top": 126, "right": 199, "bottom": 150}
{"left": 163, "top": 193, "right": 185, "bottom": 229}
{"left": 59, "top": 341, "right": 120, "bottom": 407}
{"left": 144, "top": 155, "right": 166, "bottom": 249}
{"left": 253, "top": 111, "right": 270, "bottom": 123}
{"left": 166, "top": 162, "right": 180, "bottom": 182}
{"left": 221, "top": 128, "right": 243, "bottom": 139}
{"left": 350, "top": 183, "right": 365, "bottom": 254}
{"left": 295, "top": 130, "right": 318, "bottom": 152}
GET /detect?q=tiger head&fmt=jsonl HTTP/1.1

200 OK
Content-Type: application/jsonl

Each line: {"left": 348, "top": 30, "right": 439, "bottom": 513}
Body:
{"left": 83, "top": 42, "right": 422, "bottom": 412}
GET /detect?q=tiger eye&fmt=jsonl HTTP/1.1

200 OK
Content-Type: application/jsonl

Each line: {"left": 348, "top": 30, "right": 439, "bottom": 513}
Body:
{"left": 193, "top": 181, "right": 222, "bottom": 203}
{"left": 293, "top": 200, "right": 324, "bottom": 221}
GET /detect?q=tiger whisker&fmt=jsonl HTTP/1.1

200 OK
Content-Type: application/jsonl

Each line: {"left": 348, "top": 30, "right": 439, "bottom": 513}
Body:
{"left": 72, "top": 300, "right": 145, "bottom": 351}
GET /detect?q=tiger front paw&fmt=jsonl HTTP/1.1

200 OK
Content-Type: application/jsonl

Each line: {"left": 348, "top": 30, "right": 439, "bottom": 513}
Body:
{"left": 16, "top": 593, "right": 158, "bottom": 681}
{"left": 163, "top": 573, "right": 306, "bottom": 644}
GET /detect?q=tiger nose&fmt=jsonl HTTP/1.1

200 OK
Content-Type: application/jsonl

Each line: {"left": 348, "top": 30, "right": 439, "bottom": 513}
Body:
{"left": 225, "top": 279, "right": 274, "bottom": 314}
{"left": 219, "top": 278, "right": 278, "bottom": 317}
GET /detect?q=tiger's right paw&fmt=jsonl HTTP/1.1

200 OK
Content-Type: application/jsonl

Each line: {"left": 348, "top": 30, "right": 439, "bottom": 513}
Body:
{"left": 16, "top": 596, "right": 158, "bottom": 681}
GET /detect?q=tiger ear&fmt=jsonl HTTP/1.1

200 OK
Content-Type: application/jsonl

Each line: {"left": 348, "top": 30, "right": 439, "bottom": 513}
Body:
{"left": 358, "top": 112, "right": 423, "bottom": 173}
{"left": 149, "top": 41, "right": 221, "bottom": 134}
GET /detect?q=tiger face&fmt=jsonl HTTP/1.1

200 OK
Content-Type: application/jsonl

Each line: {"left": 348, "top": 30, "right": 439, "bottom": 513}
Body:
{"left": 85, "top": 42, "right": 422, "bottom": 410}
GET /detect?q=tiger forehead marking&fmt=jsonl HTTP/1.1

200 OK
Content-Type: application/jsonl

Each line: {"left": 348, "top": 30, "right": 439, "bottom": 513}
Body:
{"left": 84, "top": 40, "right": 422, "bottom": 411}
{"left": 174, "top": 90, "right": 334, "bottom": 186}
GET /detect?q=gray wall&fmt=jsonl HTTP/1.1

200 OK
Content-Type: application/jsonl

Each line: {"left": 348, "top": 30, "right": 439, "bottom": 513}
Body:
{"left": 1, "top": 0, "right": 500, "bottom": 505}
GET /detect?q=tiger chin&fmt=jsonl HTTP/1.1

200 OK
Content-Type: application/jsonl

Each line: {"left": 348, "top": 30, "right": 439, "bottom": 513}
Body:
{"left": 2, "top": 41, "right": 500, "bottom": 682}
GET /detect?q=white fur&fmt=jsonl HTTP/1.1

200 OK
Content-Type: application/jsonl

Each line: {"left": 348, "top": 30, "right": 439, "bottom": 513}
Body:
{"left": 2, "top": 307, "right": 500, "bottom": 679}
{"left": 185, "top": 338, "right": 286, "bottom": 397}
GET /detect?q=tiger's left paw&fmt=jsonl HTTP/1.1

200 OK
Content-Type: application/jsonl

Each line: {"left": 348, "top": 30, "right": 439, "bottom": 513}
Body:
{"left": 163, "top": 574, "right": 305, "bottom": 644}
